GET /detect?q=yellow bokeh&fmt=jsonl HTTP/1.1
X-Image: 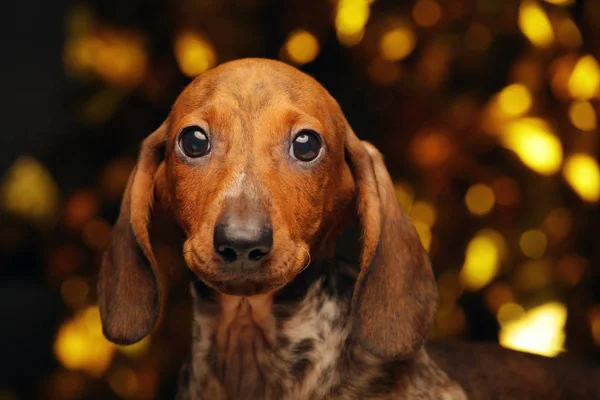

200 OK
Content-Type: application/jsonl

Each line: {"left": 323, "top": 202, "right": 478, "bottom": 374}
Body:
{"left": 410, "top": 200, "right": 437, "bottom": 226}
{"left": 460, "top": 231, "right": 506, "bottom": 291}
{"left": 465, "top": 183, "right": 495, "bottom": 216}
{"left": 519, "top": 229, "right": 547, "bottom": 258}
{"left": 499, "top": 302, "right": 567, "bottom": 357}
{"left": 1, "top": 156, "right": 59, "bottom": 226}
{"left": 335, "top": 0, "right": 370, "bottom": 47}
{"left": 117, "top": 336, "right": 151, "bottom": 358}
{"left": 568, "top": 55, "right": 600, "bottom": 100}
{"left": 338, "top": 29, "right": 365, "bottom": 47}
{"left": 518, "top": 0, "right": 554, "bottom": 48}
{"left": 174, "top": 31, "right": 217, "bottom": 77}
{"left": 501, "top": 118, "right": 563, "bottom": 175}
{"left": 497, "top": 302, "right": 526, "bottom": 326}
{"left": 498, "top": 84, "right": 532, "bottom": 117}
{"left": 284, "top": 30, "right": 320, "bottom": 65}
{"left": 543, "top": 0, "right": 574, "bottom": 5}
{"left": 54, "top": 306, "right": 116, "bottom": 377}
{"left": 568, "top": 101, "right": 597, "bottom": 131}
{"left": 413, "top": 220, "right": 432, "bottom": 251}
{"left": 412, "top": 0, "right": 442, "bottom": 28}
{"left": 95, "top": 32, "right": 147, "bottom": 88}
{"left": 394, "top": 181, "right": 415, "bottom": 212}
{"left": 563, "top": 154, "right": 600, "bottom": 202}
{"left": 380, "top": 26, "right": 416, "bottom": 61}
{"left": 64, "top": 29, "right": 148, "bottom": 88}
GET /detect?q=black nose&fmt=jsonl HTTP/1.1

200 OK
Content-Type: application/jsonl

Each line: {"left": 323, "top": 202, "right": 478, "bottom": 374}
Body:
{"left": 213, "top": 216, "right": 273, "bottom": 265}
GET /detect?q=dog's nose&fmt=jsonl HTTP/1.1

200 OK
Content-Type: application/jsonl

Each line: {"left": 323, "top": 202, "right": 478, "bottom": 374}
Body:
{"left": 213, "top": 217, "right": 273, "bottom": 265}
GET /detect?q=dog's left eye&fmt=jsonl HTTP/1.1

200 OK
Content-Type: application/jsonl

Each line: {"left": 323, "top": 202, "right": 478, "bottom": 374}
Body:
{"left": 179, "top": 126, "right": 210, "bottom": 158}
{"left": 291, "top": 130, "right": 321, "bottom": 162}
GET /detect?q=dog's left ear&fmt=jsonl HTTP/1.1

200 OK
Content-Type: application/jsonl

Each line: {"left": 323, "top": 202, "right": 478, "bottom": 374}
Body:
{"left": 344, "top": 125, "right": 438, "bottom": 359}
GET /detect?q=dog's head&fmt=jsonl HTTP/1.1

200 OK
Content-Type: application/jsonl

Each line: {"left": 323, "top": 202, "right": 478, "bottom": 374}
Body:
{"left": 98, "top": 58, "right": 437, "bottom": 359}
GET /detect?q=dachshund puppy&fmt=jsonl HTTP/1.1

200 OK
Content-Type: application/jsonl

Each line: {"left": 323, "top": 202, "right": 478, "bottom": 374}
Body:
{"left": 98, "top": 58, "right": 600, "bottom": 399}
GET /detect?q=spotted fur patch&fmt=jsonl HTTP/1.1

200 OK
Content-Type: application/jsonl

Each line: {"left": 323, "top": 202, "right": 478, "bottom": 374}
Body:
{"left": 178, "top": 260, "right": 466, "bottom": 400}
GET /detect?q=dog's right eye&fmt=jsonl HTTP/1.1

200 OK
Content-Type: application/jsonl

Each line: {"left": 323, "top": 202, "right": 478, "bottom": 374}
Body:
{"left": 179, "top": 126, "right": 210, "bottom": 158}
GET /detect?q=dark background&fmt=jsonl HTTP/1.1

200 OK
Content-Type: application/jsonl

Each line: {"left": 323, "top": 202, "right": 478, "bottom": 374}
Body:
{"left": 1, "top": 0, "right": 599, "bottom": 398}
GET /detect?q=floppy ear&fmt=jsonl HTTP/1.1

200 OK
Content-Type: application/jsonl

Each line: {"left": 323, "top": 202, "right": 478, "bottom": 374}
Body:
{"left": 345, "top": 126, "right": 438, "bottom": 359}
{"left": 98, "top": 122, "right": 167, "bottom": 345}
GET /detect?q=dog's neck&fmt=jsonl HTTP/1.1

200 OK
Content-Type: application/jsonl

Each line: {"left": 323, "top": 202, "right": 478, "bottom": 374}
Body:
{"left": 177, "top": 260, "right": 465, "bottom": 400}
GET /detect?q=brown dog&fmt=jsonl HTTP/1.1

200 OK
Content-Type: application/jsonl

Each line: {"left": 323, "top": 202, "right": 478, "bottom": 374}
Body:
{"left": 98, "top": 58, "right": 600, "bottom": 399}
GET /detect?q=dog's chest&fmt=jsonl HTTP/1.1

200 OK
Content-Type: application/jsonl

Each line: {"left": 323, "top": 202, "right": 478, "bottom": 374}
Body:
{"left": 185, "top": 278, "right": 352, "bottom": 400}
{"left": 180, "top": 272, "right": 467, "bottom": 400}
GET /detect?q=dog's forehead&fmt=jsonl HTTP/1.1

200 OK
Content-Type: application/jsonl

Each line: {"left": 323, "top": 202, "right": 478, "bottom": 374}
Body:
{"left": 170, "top": 59, "right": 341, "bottom": 132}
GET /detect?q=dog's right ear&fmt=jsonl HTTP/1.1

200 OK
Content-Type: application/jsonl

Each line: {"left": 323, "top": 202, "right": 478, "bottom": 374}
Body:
{"left": 98, "top": 122, "right": 167, "bottom": 345}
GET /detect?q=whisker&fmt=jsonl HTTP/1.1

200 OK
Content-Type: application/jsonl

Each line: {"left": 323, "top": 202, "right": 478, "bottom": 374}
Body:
{"left": 297, "top": 244, "right": 312, "bottom": 273}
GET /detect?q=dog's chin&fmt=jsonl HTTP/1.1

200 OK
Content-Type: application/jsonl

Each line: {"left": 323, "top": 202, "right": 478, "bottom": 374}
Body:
{"left": 188, "top": 254, "right": 309, "bottom": 297}
{"left": 192, "top": 270, "right": 288, "bottom": 297}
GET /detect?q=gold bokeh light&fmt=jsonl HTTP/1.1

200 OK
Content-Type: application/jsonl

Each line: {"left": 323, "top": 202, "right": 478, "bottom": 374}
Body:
{"left": 501, "top": 118, "right": 563, "bottom": 175}
{"left": 518, "top": 0, "right": 554, "bottom": 48}
{"left": 410, "top": 200, "right": 437, "bottom": 227}
{"left": 498, "top": 84, "right": 532, "bottom": 117}
{"left": 284, "top": 30, "right": 320, "bottom": 65}
{"left": 568, "top": 55, "right": 600, "bottom": 100}
{"left": 413, "top": 220, "right": 432, "bottom": 251}
{"left": 54, "top": 306, "right": 116, "bottom": 377}
{"left": 64, "top": 28, "right": 148, "bottom": 88}
{"left": 568, "top": 101, "right": 597, "bottom": 131}
{"left": 543, "top": 0, "right": 574, "bottom": 5}
{"left": 335, "top": 0, "right": 370, "bottom": 47}
{"left": 394, "top": 181, "right": 415, "bottom": 212}
{"left": 519, "top": 229, "right": 547, "bottom": 259}
{"left": 499, "top": 302, "right": 567, "bottom": 357}
{"left": 380, "top": 25, "right": 416, "bottom": 61}
{"left": 174, "top": 31, "right": 217, "bottom": 77}
{"left": 465, "top": 183, "right": 495, "bottom": 216}
{"left": 460, "top": 230, "right": 506, "bottom": 291}
{"left": 563, "top": 154, "right": 600, "bottom": 202}
{"left": 1, "top": 156, "right": 59, "bottom": 226}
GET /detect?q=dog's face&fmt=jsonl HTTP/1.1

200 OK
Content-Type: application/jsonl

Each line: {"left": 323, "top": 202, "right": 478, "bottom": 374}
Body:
{"left": 160, "top": 60, "right": 354, "bottom": 295}
{"left": 98, "top": 58, "right": 437, "bottom": 361}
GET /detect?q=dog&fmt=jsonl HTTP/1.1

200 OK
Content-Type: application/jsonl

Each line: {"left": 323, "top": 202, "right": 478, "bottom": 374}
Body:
{"left": 97, "top": 58, "right": 600, "bottom": 399}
